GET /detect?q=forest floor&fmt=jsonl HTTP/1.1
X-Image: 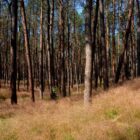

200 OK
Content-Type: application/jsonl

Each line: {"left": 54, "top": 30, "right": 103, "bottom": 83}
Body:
{"left": 0, "top": 79, "right": 140, "bottom": 140}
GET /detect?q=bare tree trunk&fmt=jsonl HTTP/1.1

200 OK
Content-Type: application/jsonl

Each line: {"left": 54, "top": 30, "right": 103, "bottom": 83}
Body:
{"left": 0, "top": 51, "right": 1, "bottom": 88}
{"left": 0, "top": 0, "right": 1, "bottom": 89}
{"left": 17, "top": 31, "right": 21, "bottom": 91}
{"left": 99, "top": 0, "right": 109, "bottom": 89}
{"left": 10, "top": 0, "right": 18, "bottom": 104}
{"left": 136, "top": 0, "right": 140, "bottom": 76}
{"left": 47, "top": 0, "right": 56, "bottom": 99}
{"left": 47, "top": 0, "right": 52, "bottom": 95}
{"left": 20, "top": 0, "right": 35, "bottom": 102}
{"left": 67, "top": 2, "right": 71, "bottom": 96}
{"left": 93, "top": 0, "right": 99, "bottom": 89}
{"left": 112, "top": 0, "right": 116, "bottom": 80}
{"left": 40, "top": 0, "right": 44, "bottom": 99}
{"left": 84, "top": 0, "right": 93, "bottom": 106}
{"left": 50, "top": 0, "right": 55, "bottom": 98}
{"left": 105, "top": 4, "right": 110, "bottom": 78}
{"left": 117, "top": 0, "right": 121, "bottom": 64}
{"left": 58, "top": 0, "right": 67, "bottom": 97}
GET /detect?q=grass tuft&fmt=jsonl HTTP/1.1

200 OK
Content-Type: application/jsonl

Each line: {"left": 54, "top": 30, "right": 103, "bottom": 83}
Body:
{"left": 105, "top": 108, "right": 119, "bottom": 119}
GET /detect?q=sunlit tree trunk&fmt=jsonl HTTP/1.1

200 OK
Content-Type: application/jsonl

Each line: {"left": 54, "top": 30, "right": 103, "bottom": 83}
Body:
{"left": 84, "top": 0, "right": 93, "bottom": 105}
{"left": 20, "top": 0, "right": 35, "bottom": 102}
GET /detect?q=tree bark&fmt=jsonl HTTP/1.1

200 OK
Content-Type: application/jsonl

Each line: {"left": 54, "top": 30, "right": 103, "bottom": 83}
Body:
{"left": 20, "top": 0, "right": 35, "bottom": 102}
{"left": 40, "top": 0, "right": 44, "bottom": 99}
{"left": 10, "top": 0, "right": 18, "bottom": 104}
{"left": 93, "top": 0, "right": 99, "bottom": 89}
{"left": 84, "top": 0, "right": 93, "bottom": 105}
{"left": 99, "top": 0, "right": 109, "bottom": 89}
{"left": 112, "top": 0, "right": 116, "bottom": 80}
{"left": 58, "top": 0, "right": 67, "bottom": 97}
{"left": 136, "top": 0, "right": 140, "bottom": 76}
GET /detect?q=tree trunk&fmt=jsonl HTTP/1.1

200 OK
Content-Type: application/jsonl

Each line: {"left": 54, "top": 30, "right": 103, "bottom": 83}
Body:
{"left": 93, "top": 0, "right": 99, "bottom": 89}
{"left": 20, "top": 0, "right": 35, "bottom": 102}
{"left": 84, "top": 0, "right": 93, "bottom": 106}
{"left": 67, "top": 1, "right": 71, "bottom": 96}
{"left": 10, "top": 0, "right": 18, "bottom": 104}
{"left": 47, "top": 0, "right": 56, "bottom": 99}
{"left": 112, "top": 0, "right": 116, "bottom": 80}
{"left": 58, "top": 0, "right": 67, "bottom": 97}
{"left": 40, "top": 0, "right": 44, "bottom": 99}
{"left": 99, "top": 0, "right": 109, "bottom": 89}
{"left": 136, "top": 0, "right": 140, "bottom": 76}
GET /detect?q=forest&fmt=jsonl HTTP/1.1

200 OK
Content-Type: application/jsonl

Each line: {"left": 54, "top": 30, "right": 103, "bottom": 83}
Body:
{"left": 0, "top": 0, "right": 140, "bottom": 140}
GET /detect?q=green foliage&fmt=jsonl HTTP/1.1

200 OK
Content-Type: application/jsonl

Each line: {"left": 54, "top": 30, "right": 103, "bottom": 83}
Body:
{"left": 52, "top": 86, "right": 58, "bottom": 94}
{"left": 105, "top": 108, "right": 119, "bottom": 119}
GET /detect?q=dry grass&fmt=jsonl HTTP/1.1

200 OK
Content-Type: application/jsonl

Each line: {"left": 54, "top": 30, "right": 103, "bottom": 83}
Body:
{"left": 0, "top": 79, "right": 140, "bottom": 140}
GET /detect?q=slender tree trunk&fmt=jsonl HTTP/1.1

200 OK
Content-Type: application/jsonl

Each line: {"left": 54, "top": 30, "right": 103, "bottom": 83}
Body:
{"left": 93, "top": 0, "right": 99, "bottom": 89}
{"left": 58, "top": 0, "right": 67, "bottom": 97}
{"left": 10, "top": 0, "right": 18, "bottom": 104}
{"left": 67, "top": 2, "right": 71, "bottom": 96}
{"left": 47, "top": 0, "right": 56, "bottom": 99}
{"left": 0, "top": 51, "right": 1, "bottom": 88}
{"left": 17, "top": 34, "right": 21, "bottom": 91}
{"left": 99, "top": 0, "right": 109, "bottom": 89}
{"left": 40, "top": 0, "right": 44, "bottom": 99}
{"left": 84, "top": 0, "right": 93, "bottom": 105}
{"left": 136, "top": 0, "right": 140, "bottom": 76}
{"left": 20, "top": 0, "right": 35, "bottom": 102}
{"left": 117, "top": 0, "right": 121, "bottom": 64}
{"left": 112, "top": 0, "right": 116, "bottom": 80}
{"left": 0, "top": 1, "right": 1, "bottom": 89}
{"left": 50, "top": 0, "right": 55, "bottom": 98}
{"left": 47, "top": 0, "right": 52, "bottom": 94}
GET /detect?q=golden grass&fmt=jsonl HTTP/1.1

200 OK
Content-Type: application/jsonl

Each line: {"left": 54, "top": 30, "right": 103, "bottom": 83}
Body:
{"left": 0, "top": 79, "right": 140, "bottom": 140}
